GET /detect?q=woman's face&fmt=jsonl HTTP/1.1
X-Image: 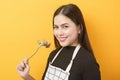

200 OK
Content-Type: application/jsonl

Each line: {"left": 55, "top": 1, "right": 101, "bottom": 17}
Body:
{"left": 53, "top": 14, "right": 80, "bottom": 47}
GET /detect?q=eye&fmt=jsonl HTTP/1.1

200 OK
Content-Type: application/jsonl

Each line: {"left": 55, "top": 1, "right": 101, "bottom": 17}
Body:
{"left": 53, "top": 25, "right": 59, "bottom": 29}
{"left": 63, "top": 25, "right": 69, "bottom": 29}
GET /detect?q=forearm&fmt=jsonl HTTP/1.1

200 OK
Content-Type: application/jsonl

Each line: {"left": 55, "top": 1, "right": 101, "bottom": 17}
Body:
{"left": 23, "top": 74, "right": 35, "bottom": 80}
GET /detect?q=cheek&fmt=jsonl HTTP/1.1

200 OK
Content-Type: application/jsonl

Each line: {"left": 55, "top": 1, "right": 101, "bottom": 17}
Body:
{"left": 66, "top": 29, "right": 77, "bottom": 36}
{"left": 65, "top": 30, "right": 72, "bottom": 36}
{"left": 53, "top": 30, "right": 57, "bottom": 37}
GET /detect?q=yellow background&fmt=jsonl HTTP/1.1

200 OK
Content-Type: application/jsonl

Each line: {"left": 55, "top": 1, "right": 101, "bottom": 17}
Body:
{"left": 0, "top": 0, "right": 120, "bottom": 80}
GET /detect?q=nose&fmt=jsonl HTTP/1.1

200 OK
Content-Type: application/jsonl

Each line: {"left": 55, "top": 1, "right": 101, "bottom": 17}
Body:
{"left": 57, "top": 29, "right": 64, "bottom": 36}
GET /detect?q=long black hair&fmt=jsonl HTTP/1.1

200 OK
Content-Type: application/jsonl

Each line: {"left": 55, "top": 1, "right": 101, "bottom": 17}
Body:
{"left": 53, "top": 4, "right": 93, "bottom": 54}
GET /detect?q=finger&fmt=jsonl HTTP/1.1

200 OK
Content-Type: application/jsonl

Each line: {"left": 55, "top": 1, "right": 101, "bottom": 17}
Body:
{"left": 24, "top": 57, "right": 29, "bottom": 64}
{"left": 16, "top": 58, "right": 29, "bottom": 71}
{"left": 21, "top": 61, "right": 26, "bottom": 67}
{"left": 16, "top": 64, "right": 24, "bottom": 71}
{"left": 25, "top": 63, "right": 30, "bottom": 70}
{"left": 17, "top": 61, "right": 26, "bottom": 71}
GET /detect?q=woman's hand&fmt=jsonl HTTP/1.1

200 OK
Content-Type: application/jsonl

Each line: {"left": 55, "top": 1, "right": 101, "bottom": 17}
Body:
{"left": 16, "top": 57, "right": 30, "bottom": 79}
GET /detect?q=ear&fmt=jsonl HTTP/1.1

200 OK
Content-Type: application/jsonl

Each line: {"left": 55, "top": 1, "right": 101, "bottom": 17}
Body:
{"left": 78, "top": 30, "right": 80, "bottom": 34}
{"left": 77, "top": 25, "right": 81, "bottom": 34}
{"left": 78, "top": 24, "right": 83, "bottom": 34}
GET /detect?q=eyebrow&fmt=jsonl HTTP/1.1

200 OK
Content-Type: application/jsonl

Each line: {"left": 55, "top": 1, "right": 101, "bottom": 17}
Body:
{"left": 54, "top": 23, "right": 69, "bottom": 26}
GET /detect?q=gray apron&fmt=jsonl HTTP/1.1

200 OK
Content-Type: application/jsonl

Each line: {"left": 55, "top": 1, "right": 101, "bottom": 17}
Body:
{"left": 44, "top": 45, "right": 81, "bottom": 80}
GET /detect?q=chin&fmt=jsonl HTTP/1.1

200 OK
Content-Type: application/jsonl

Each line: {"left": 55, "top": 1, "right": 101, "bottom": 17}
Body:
{"left": 60, "top": 43, "right": 69, "bottom": 47}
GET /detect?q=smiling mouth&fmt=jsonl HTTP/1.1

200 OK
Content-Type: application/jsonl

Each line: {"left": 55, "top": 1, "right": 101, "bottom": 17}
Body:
{"left": 58, "top": 37, "right": 67, "bottom": 42}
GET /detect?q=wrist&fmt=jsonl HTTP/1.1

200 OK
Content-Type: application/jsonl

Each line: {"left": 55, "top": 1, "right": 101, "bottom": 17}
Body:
{"left": 23, "top": 74, "right": 35, "bottom": 80}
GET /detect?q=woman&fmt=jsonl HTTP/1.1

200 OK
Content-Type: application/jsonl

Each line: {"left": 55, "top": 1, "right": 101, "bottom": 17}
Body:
{"left": 16, "top": 4, "right": 101, "bottom": 80}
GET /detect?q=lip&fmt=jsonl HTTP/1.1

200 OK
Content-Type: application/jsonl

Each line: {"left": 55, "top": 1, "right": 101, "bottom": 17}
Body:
{"left": 57, "top": 37, "right": 67, "bottom": 42}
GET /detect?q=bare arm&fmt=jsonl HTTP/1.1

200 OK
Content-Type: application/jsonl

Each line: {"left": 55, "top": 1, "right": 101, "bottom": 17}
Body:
{"left": 23, "top": 74, "right": 35, "bottom": 80}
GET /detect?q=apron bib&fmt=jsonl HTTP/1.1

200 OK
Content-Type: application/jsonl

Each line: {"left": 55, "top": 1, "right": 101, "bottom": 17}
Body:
{"left": 44, "top": 45, "right": 81, "bottom": 80}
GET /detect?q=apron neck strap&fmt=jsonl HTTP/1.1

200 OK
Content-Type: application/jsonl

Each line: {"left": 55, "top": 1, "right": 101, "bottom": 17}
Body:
{"left": 51, "top": 44, "right": 81, "bottom": 72}
{"left": 66, "top": 44, "right": 81, "bottom": 72}
{"left": 51, "top": 47, "right": 63, "bottom": 63}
